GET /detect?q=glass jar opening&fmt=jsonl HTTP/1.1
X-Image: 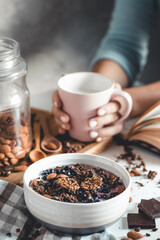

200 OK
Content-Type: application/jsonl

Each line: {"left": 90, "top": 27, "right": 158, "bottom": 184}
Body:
{"left": 0, "top": 38, "right": 19, "bottom": 62}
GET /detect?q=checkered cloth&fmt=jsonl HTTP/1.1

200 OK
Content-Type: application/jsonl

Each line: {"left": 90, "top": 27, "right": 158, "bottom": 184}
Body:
{"left": 0, "top": 180, "right": 115, "bottom": 240}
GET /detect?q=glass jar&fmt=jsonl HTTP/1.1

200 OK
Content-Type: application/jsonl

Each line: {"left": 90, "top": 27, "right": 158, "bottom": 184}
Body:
{"left": 0, "top": 37, "right": 32, "bottom": 173}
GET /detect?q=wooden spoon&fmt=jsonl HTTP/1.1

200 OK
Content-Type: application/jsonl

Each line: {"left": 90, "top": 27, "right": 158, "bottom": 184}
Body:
{"left": 29, "top": 121, "right": 47, "bottom": 162}
{"left": 39, "top": 115, "right": 62, "bottom": 153}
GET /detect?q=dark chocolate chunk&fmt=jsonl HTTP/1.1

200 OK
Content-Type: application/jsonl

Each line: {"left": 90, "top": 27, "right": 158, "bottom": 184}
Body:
{"left": 127, "top": 213, "right": 156, "bottom": 229}
{"left": 147, "top": 170, "right": 157, "bottom": 180}
{"left": 152, "top": 227, "right": 158, "bottom": 232}
{"left": 146, "top": 233, "right": 150, "bottom": 237}
{"left": 138, "top": 198, "right": 160, "bottom": 219}
{"left": 134, "top": 227, "right": 141, "bottom": 232}
{"left": 135, "top": 181, "right": 144, "bottom": 187}
{"left": 6, "top": 233, "right": 12, "bottom": 237}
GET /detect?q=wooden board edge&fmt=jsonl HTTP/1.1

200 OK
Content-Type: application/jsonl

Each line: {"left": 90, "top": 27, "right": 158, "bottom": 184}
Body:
{"left": 78, "top": 138, "right": 112, "bottom": 155}
{"left": 0, "top": 172, "right": 24, "bottom": 186}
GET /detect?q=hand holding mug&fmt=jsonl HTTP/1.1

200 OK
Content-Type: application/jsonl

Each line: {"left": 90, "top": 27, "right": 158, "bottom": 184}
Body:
{"left": 52, "top": 72, "right": 132, "bottom": 142}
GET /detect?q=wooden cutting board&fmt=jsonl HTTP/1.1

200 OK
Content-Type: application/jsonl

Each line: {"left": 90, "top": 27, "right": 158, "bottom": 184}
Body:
{"left": 0, "top": 108, "right": 112, "bottom": 185}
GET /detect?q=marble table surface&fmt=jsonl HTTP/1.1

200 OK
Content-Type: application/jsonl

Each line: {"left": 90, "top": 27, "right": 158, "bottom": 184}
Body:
{"left": 31, "top": 90, "right": 160, "bottom": 240}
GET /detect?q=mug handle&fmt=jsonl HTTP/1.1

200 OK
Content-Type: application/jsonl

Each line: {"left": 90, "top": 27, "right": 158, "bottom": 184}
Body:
{"left": 110, "top": 89, "right": 133, "bottom": 123}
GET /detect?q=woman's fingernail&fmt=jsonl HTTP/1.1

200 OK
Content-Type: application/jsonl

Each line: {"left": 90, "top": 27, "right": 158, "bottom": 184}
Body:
{"left": 60, "top": 116, "right": 66, "bottom": 122}
{"left": 98, "top": 109, "right": 105, "bottom": 116}
{"left": 90, "top": 131, "right": 98, "bottom": 138}
{"left": 53, "top": 101, "right": 58, "bottom": 107}
{"left": 61, "top": 124, "right": 66, "bottom": 129}
{"left": 96, "top": 137, "right": 102, "bottom": 142}
{"left": 89, "top": 120, "right": 97, "bottom": 128}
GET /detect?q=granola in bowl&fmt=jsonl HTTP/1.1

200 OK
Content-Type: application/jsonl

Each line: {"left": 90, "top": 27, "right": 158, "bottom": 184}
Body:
{"left": 29, "top": 163, "right": 125, "bottom": 203}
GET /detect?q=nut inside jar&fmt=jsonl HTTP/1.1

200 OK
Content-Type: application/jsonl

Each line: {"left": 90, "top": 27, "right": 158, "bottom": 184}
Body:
{"left": 0, "top": 108, "right": 32, "bottom": 175}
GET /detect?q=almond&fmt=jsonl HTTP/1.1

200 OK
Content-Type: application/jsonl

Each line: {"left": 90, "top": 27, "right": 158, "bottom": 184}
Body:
{"left": 57, "top": 174, "right": 68, "bottom": 178}
{"left": 129, "top": 172, "right": 135, "bottom": 177}
{"left": 10, "top": 158, "right": 19, "bottom": 165}
{"left": 6, "top": 152, "right": 15, "bottom": 159}
{"left": 15, "top": 151, "right": 26, "bottom": 159}
{"left": 109, "top": 174, "right": 116, "bottom": 180}
{"left": 121, "top": 238, "right": 133, "bottom": 240}
{"left": 0, "top": 144, "right": 11, "bottom": 153}
{"left": 127, "top": 231, "right": 143, "bottom": 239}
{"left": 118, "top": 186, "right": 125, "bottom": 194}
{"left": 30, "top": 179, "right": 38, "bottom": 187}
{"left": 46, "top": 142, "right": 57, "bottom": 150}
{"left": 43, "top": 194, "right": 53, "bottom": 199}
{"left": 47, "top": 172, "right": 57, "bottom": 180}
{"left": 0, "top": 153, "right": 5, "bottom": 160}
{"left": 2, "top": 139, "right": 11, "bottom": 145}
{"left": 13, "top": 165, "right": 28, "bottom": 172}
{"left": 19, "top": 160, "right": 29, "bottom": 166}
{"left": 3, "top": 159, "right": 10, "bottom": 166}
{"left": 131, "top": 169, "right": 142, "bottom": 176}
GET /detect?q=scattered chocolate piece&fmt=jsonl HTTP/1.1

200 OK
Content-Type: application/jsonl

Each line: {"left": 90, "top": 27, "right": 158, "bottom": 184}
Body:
{"left": 152, "top": 227, "right": 158, "bottom": 232}
{"left": 146, "top": 233, "right": 150, "bottom": 237}
{"left": 135, "top": 181, "right": 144, "bottom": 187}
{"left": 6, "top": 232, "right": 11, "bottom": 237}
{"left": 138, "top": 198, "right": 160, "bottom": 219}
{"left": 134, "top": 227, "right": 141, "bottom": 232}
{"left": 16, "top": 228, "right": 20, "bottom": 233}
{"left": 127, "top": 213, "right": 156, "bottom": 229}
{"left": 114, "top": 134, "right": 147, "bottom": 172}
{"left": 147, "top": 170, "right": 157, "bottom": 180}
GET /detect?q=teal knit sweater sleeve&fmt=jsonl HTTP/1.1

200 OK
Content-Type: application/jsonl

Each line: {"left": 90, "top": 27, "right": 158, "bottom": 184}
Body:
{"left": 90, "top": 0, "right": 154, "bottom": 83}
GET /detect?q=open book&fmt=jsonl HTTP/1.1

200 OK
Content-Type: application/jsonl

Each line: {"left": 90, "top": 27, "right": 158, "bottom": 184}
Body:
{"left": 127, "top": 101, "right": 160, "bottom": 154}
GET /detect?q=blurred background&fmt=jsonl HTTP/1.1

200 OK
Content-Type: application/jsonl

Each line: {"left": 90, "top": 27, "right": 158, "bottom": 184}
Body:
{"left": 1, "top": 0, "right": 160, "bottom": 97}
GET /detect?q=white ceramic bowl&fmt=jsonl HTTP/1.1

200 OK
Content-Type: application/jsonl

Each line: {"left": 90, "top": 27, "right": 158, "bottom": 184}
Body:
{"left": 23, "top": 153, "right": 131, "bottom": 235}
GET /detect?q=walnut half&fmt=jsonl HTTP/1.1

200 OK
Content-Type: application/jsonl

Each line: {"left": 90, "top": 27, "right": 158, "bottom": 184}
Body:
{"left": 81, "top": 176, "right": 103, "bottom": 191}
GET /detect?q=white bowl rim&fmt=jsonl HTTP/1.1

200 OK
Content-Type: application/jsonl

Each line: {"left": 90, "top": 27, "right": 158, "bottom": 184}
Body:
{"left": 24, "top": 153, "right": 131, "bottom": 206}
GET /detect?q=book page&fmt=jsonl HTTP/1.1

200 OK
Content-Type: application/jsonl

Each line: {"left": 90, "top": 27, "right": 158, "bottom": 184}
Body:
{"left": 128, "top": 133, "right": 160, "bottom": 149}
{"left": 131, "top": 101, "right": 160, "bottom": 128}
{"left": 128, "top": 120, "right": 160, "bottom": 136}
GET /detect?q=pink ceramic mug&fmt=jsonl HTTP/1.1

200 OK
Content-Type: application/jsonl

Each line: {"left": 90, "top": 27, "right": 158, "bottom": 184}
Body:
{"left": 58, "top": 72, "right": 132, "bottom": 142}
